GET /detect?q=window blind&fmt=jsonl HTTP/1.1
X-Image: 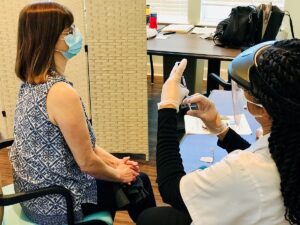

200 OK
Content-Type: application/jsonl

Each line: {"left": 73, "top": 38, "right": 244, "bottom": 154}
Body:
{"left": 146, "top": 0, "right": 188, "bottom": 24}
{"left": 200, "top": 0, "right": 285, "bottom": 26}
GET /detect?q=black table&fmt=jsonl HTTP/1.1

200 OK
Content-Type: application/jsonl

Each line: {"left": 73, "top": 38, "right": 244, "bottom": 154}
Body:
{"left": 147, "top": 33, "right": 241, "bottom": 94}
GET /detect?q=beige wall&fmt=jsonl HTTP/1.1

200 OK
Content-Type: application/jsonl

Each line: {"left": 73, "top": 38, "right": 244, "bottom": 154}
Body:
{"left": 0, "top": 0, "right": 149, "bottom": 158}
{"left": 0, "top": 0, "right": 88, "bottom": 138}
{"left": 0, "top": 0, "right": 34, "bottom": 138}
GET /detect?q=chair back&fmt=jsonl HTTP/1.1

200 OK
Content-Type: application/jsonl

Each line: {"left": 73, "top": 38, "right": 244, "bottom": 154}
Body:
{"left": 0, "top": 184, "right": 3, "bottom": 224}
{"left": 0, "top": 138, "right": 113, "bottom": 225}
{"left": 0, "top": 138, "right": 14, "bottom": 224}
{"left": 207, "top": 73, "right": 232, "bottom": 96}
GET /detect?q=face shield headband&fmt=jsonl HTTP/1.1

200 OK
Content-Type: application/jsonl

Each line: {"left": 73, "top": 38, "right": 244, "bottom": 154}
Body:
{"left": 228, "top": 41, "right": 275, "bottom": 91}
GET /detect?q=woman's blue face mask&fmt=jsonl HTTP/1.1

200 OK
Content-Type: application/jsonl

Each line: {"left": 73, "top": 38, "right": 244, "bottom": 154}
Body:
{"left": 57, "top": 25, "right": 83, "bottom": 59}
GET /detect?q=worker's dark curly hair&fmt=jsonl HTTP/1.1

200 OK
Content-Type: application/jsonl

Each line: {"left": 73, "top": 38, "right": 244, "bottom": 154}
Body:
{"left": 251, "top": 39, "right": 300, "bottom": 224}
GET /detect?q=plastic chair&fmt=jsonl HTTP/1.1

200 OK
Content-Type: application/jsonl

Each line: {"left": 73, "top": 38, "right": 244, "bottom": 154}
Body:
{"left": 0, "top": 139, "right": 113, "bottom": 225}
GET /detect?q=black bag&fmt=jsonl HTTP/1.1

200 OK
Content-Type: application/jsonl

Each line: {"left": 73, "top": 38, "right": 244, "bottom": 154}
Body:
{"left": 113, "top": 176, "right": 149, "bottom": 209}
{"left": 213, "top": 6, "right": 259, "bottom": 48}
{"left": 213, "top": 4, "right": 295, "bottom": 48}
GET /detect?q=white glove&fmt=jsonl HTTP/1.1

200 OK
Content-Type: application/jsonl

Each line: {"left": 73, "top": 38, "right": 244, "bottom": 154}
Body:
{"left": 158, "top": 59, "right": 189, "bottom": 112}
{"left": 182, "top": 93, "right": 228, "bottom": 135}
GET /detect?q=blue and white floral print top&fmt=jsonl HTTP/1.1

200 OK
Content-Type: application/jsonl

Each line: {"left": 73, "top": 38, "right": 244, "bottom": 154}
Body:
{"left": 10, "top": 75, "right": 97, "bottom": 225}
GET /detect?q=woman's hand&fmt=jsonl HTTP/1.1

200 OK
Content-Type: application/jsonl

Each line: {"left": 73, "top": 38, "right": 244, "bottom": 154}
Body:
{"left": 157, "top": 59, "right": 189, "bottom": 112}
{"left": 116, "top": 163, "right": 139, "bottom": 184}
{"left": 183, "top": 93, "right": 228, "bottom": 135}
{"left": 118, "top": 156, "right": 140, "bottom": 173}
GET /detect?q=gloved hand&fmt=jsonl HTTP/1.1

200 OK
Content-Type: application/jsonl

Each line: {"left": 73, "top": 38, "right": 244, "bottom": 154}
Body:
{"left": 157, "top": 59, "right": 189, "bottom": 112}
{"left": 182, "top": 93, "right": 228, "bottom": 135}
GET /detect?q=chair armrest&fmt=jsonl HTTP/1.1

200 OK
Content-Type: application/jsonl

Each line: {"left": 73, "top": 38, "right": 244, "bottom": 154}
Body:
{"left": 208, "top": 73, "right": 231, "bottom": 90}
{"left": 0, "top": 185, "right": 75, "bottom": 225}
{"left": 0, "top": 138, "right": 14, "bottom": 149}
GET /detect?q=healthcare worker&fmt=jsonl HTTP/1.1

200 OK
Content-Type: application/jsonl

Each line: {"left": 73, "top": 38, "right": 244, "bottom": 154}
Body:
{"left": 11, "top": 2, "right": 155, "bottom": 224}
{"left": 137, "top": 39, "right": 300, "bottom": 225}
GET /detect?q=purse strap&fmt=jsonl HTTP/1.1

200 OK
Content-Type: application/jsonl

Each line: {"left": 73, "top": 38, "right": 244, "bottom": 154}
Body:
{"left": 285, "top": 11, "right": 295, "bottom": 38}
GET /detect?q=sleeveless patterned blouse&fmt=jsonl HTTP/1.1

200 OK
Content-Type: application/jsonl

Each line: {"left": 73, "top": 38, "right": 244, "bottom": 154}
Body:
{"left": 10, "top": 75, "right": 97, "bottom": 224}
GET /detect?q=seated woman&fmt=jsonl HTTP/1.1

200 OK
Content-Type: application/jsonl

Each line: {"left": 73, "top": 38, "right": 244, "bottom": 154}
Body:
{"left": 137, "top": 39, "right": 300, "bottom": 225}
{"left": 10, "top": 2, "right": 155, "bottom": 224}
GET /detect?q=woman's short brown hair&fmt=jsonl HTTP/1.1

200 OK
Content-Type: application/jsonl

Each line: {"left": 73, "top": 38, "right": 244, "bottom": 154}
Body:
{"left": 15, "top": 2, "right": 73, "bottom": 83}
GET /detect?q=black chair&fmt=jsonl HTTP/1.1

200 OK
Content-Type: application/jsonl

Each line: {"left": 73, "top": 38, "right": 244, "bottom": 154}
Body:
{"left": 0, "top": 138, "right": 112, "bottom": 225}
{"left": 149, "top": 54, "right": 154, "bottom": 83}
{"left": 206, "top": 72, "right": 231, "bottom": 96}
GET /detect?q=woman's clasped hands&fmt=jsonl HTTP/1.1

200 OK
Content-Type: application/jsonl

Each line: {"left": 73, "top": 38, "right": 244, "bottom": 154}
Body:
{"left": 116, "top": 156, "right": 140, "bottom": 184}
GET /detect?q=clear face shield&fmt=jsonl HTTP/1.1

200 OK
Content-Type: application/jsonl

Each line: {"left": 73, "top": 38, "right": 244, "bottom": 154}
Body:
{"left": 232, "top": 80, "right": 265, "bottom": 125}
{"left": 231, "top": 80, "right": 246, "bottom": 126}
{"left": 229, "top": 41, "right": 274, "bottom": 125}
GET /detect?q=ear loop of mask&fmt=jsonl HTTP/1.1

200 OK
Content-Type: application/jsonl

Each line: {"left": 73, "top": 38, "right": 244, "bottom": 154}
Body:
{"left": 55, "top": 28, "right": 72, "bottom": 53}
{"left": 242, "top": 91, "right": 264, "bottom": 118}
{"left": 55, "top": 34, "right": 68, "bottom": 55}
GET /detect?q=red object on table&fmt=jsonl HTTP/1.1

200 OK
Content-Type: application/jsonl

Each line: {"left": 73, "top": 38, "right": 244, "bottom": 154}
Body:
{"left": 149, "top": 13, "right": 157, "bottom": 29}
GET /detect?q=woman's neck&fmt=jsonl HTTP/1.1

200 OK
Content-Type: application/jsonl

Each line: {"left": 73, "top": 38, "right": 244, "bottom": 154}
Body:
{"left": 31, "top": 73, "right": 48, "bottom": 84}
{"left": 256, "top": 115, "right": 272, "bottom": 135}
{"left": 54, "top": 52, "right": 67, "bottom": 75}
{"left": 262, "top": 124, "right": 271, "bottom": 135}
